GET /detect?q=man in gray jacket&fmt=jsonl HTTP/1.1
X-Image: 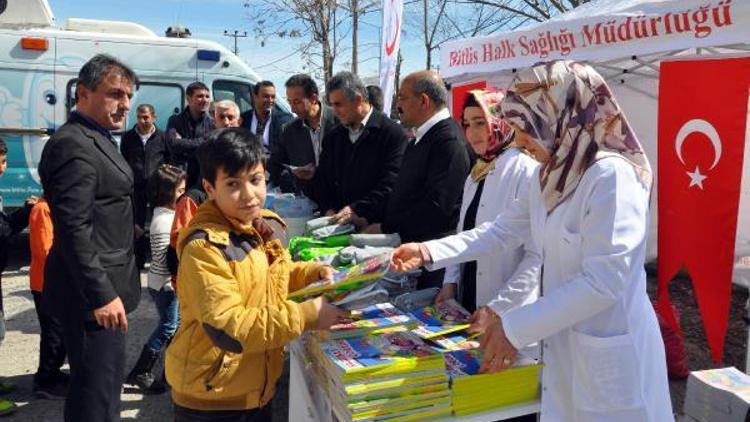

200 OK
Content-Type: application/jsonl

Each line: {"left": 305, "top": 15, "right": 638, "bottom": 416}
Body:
{"left": 269, "top": 74, "right": 338, "bottom": 195}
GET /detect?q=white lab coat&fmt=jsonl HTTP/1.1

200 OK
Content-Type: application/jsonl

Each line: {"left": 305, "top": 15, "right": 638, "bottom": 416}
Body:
{"left": 443, "top": 148, "right": 540, "bottom": 313}
{"left": 424, "top": 156, "right": 673, "bottom": 422}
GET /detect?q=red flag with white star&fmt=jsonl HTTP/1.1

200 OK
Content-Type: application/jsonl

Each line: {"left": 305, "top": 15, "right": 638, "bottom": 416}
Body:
{"left": 656, "top": 57, "right": 750, "bottom": 363}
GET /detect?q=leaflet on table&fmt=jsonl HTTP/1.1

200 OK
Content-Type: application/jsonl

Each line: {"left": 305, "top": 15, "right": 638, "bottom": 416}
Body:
{"left": 329, "top": 303, "right": 416, "bottom": 339}
{"left": 321, "top": 330, "right": 442, "bottom": 374}
{"left": 288, "top": 253, "right": 391, "bottom": 301}
{"left": 426, "top": 331, "right": 480, "bottom": 352}
{"left": 409, "top": 299, "right": 472, "bottom": 339}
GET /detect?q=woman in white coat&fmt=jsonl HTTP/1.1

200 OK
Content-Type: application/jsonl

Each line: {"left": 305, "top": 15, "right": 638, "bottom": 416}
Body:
{"left": 436, "top": 89, "right": 539, "bottom": 315}
{"left": 392, "top": 61, "right": 673, "bottom": 422}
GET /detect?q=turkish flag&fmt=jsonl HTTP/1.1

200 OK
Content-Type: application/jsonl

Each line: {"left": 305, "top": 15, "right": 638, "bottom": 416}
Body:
{"left": 451, "top": 80, "right": 486, "bottom": 123}
{"left": 657, "top": 57, "right": 750, "bottom": 363}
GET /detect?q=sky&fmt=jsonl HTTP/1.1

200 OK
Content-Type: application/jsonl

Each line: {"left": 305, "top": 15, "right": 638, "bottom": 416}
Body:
{"left": 47, "top": 0, "right": 431, "bottom": 89}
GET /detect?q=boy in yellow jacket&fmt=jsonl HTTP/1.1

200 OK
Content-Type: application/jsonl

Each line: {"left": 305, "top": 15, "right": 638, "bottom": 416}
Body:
{"left": 166, "top": 128, "right": 347, "bottom": 421}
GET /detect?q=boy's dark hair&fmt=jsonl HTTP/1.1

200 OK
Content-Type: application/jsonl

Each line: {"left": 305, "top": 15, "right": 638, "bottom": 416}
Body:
{"left": 148, "top": 164, "right": 186, "bottom": 208}
{"left": 252, "top": 80, "right": 275, "bottom": 96}
{"left": 0, "top": 137, "right": 6, "bottom": 156}
{"left": 186, "top": 81, "right": 209, "bottom": 97}
{"left": 285, "top": 74, "right": 318, "bottom": 99}
{"left": 197, "top": 128, "right": 264, "bottom": 185}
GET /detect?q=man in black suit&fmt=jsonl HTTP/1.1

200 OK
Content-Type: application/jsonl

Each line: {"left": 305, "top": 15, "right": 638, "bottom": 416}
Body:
{"left": 374, "top": 70, "right": 470, "bottom": 288}
{"left": 240, "top": 80, "right": 293, "bottom": 158}
{"left": 39, "top": 54, "right": 141, "bottom": 421}
{"left": 119, "top": 103, "right": 165, "bottom": 269}
{"left": 269, "top": 74, "right": 338, "bottom": 195}
{"left": 312, "top": 71, "right": 408, "bottom": 227}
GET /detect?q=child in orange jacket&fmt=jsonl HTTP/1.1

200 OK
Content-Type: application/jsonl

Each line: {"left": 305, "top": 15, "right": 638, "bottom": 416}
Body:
{"left": 28, "top": 197, "right": 68, "bottom": 399}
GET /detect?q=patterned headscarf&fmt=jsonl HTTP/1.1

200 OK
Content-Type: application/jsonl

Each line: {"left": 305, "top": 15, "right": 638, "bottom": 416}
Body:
{"left": 464, "top": 89, "right": 514, "bottom": 182}
{"left": 500, "top": 60, "right": 652, "bottom": 213}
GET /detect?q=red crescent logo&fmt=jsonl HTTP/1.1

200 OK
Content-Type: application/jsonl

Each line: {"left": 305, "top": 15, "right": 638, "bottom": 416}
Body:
{"left": 385, "top": 0, "right": 400, "bottom": 57}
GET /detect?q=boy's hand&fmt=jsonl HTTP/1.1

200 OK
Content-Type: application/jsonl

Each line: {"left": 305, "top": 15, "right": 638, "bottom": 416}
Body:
{"left": 310, "top": 296, "right": 349, "bottom": 330}
{"left": 318, "top": 265, "right": 335, "bottom": 283}
{"left": 25, "top": 196, "right": 39, "bottom": 206}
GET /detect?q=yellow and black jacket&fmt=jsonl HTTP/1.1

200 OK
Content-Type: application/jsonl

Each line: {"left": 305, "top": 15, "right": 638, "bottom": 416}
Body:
{"left": 166, "top": 200, "right": 323, "bottom": 410}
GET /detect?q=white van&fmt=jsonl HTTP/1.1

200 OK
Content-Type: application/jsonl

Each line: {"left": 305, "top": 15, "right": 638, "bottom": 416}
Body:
{"left": 0, "top": 0, "right": 287, "bottom": 208}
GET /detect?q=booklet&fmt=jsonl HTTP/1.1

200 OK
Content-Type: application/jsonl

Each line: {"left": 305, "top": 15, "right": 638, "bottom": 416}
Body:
{"left": 409, "top": 299, "right": 472, "bottom": 339}
{"left": 288, "top": 252, "right": 392, "bottom": 302}
{"left": 322, "top": 330, "right": 442, "bottom": 375}
{"left": 329, "top": 303, "right": 415, "bottom": 339}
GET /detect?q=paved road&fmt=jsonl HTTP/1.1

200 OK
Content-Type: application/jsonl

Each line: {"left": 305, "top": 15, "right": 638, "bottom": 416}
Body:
{"left": 0, "top": 262, "right": 291, "bottom": 422}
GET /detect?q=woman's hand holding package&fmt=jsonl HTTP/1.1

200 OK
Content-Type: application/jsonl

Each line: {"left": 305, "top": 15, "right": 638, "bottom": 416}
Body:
{"left": 479, "top": 316, "right": 517, "bottom": 374}
{"left": 435, "top": 283, "right": 456, "bottom": 304}
{"left": 468, "top": 306, "right": 498, "bottom": 334}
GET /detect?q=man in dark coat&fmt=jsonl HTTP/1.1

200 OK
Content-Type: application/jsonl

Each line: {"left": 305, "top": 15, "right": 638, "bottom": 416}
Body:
{"left": 38, "top": 54, "right": 141, "bottom": 422}
{"left": 377, "top": 70, "right": 470, "bottom": 288}
{"left": 165, "top": 81, "right": 214, "bottom": 189}
{"left": 311, "top": 71, "right": 408, "bottom": 227}
{"left": 240, "top": 80, "right": 293, "bottom": 158}
{"left": 269, "top": 74, "right": 338, "bottom": 195}
{"left": 119, "top": 103, "right": 165, "bottom": 269}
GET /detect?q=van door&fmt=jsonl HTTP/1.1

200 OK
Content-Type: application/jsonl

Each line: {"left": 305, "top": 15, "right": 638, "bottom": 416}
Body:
{"left": 0, "top": 31, "right": 57, "bottom": 207}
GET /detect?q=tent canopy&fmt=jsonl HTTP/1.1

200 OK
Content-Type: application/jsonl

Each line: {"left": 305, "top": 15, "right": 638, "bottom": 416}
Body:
{"left": 438, "top": 0, "right": 750, "bottom": 281}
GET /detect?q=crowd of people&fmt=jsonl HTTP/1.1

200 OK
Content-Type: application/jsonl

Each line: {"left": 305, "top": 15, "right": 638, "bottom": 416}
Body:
{"left": 0, "top": 53, "right": 673, "bottom": 422}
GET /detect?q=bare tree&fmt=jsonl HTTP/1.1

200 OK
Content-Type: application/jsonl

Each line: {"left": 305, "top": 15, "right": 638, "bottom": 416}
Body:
{"left": 454, "top": 0, "right": 592, "bottom": 23}
{"left": 245, "top": 0, "right": 344, "bottom": 81}
{"left": 405, "top": 0, "right": 515, "bottom": 70}
{"left": 338, "top": 0, "right": 379, "bottom": 74}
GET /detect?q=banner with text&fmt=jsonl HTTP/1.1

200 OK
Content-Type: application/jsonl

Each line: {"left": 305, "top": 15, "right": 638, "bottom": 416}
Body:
{"left": 439, "top": 0, "right": 749, "bottom": 79}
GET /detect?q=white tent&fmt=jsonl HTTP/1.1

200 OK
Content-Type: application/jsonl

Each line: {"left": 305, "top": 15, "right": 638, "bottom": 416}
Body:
{"left": 439, "top": 0, "right": 750, "bottom": 283}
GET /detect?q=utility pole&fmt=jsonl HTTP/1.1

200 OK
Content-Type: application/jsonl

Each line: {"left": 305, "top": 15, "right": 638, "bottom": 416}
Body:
{"left": 223, "top": 30, "right": 247, "bottom": 55}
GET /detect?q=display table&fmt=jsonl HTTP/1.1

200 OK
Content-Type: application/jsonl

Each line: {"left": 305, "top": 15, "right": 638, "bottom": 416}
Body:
{"left": 288, "top": 340, "right": 541, "bottom": 422}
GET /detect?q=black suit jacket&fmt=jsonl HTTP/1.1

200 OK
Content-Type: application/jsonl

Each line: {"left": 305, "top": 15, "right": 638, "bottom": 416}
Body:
{"left": 240, "top": 107, "right": 293, "bottom": 155}
{"left": 269, "top": 105, "right": 338, "bottom": 194}
{"left": 119, "top": 126, "right": 166, "bottom": 186}
{"left": 312, "top": 109, "right": 408, "bottom": 223}
{"left": 39, "top": 112, "right": 140, "bottom": 316}
{"left": 383, "top": 116, "right": 470, "bottom": 242}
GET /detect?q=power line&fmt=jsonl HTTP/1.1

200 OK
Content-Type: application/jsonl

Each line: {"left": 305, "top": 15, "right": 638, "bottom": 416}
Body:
{"left": 223, "top": 30, "right": 248, "bottom": 55}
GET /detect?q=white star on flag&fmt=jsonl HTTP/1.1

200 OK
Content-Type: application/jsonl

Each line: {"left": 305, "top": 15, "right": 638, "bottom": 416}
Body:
{"left": 687, "top": 166, "right": 707, "bottom": 189}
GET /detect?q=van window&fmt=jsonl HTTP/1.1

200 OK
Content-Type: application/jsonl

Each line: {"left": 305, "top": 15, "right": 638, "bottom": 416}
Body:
{"left": 212, "top": 80, "right": 253, "bottom": 113}
{"left": 128, "top": 83, "right": 184, "bottom": 131}
{"left": 65, "top": 80, "right": 184, "bottom": 132}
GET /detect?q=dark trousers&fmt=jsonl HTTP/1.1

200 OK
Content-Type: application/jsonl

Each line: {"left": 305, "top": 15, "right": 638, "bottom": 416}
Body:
{"left": 173, "top": 402, "right": 273, "bottom": 422}
{"left": 32, "top": 291, "right": 67, "bottom": 386}
{"left": 60, "top": 307, "right": 126, "bottom": 422}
